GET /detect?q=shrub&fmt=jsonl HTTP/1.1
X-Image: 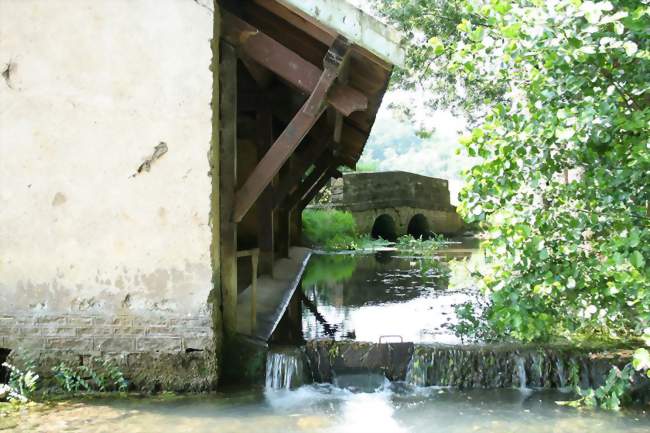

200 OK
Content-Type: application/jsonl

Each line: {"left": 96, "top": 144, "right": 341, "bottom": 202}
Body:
{"left": 302, "top": 210, "right": 359, "bottom": 250}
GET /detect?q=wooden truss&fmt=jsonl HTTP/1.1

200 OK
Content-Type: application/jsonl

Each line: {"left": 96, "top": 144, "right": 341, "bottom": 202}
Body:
{"left": 224, "top": 12, "right": 368, "bottom": 223}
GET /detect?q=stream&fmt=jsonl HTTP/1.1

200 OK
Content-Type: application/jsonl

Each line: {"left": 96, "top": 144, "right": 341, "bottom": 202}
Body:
{"left": 3, "top": 384, "right": 649, "bottom": 433}
{"left": 3, "top": 241, "right": 648, "bottom": 432}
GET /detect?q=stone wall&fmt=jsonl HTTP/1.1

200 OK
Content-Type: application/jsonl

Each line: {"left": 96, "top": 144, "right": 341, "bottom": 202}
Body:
{"left": 0, "top": 0, "right": 219, "bottom": 389}
{"left": 328, "top": 171, "right": 464, "bottom": 236}
{"left": 332, "top": 171, "right": 453, "bottom": 211}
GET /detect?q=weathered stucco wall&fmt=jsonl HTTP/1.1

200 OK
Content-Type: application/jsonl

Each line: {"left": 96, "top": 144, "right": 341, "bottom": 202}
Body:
{"left": 0, "top": 0, "right": 217, "bottom": 387}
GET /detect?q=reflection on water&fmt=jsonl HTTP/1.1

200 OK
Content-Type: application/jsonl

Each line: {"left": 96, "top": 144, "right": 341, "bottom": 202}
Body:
{"left": 4, "top": 386, "right": 648, "bottom": 433}
{"left": 300, "top": 242, "right": 483, "bottom": 344}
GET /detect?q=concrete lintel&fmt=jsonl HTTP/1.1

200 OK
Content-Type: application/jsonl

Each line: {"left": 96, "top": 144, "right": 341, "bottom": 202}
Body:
{"left": 276, "top": 0, "right": 405, "bottom": 67}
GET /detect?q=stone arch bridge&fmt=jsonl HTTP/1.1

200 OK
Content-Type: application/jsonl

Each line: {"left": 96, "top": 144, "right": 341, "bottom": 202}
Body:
{"left": 325, "top": 171, "right": 464, "bottom": 240}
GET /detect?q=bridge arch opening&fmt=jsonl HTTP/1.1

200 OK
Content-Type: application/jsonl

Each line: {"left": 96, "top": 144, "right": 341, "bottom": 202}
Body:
{"left": 371, "top": 214, "right": 397, "bottom": 242}
{"left": 407, "top": 214, "right": 431, "bottom": 239}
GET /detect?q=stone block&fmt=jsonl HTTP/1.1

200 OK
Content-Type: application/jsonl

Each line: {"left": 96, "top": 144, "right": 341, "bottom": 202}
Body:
{"left": 169, "top": 317, "right": 211, "bottom": 328}
{"left": 145, "top": 326, "right": 175, "bottom": 336}
{"left": 136, "top": 337, "right": 182, "bottom": 352}
{"left": 36, "top": 316, "right": 67, "bottom": 326}
{"left": 94, "top": 337, "right": 135, "bottom": 353}
{"left": 40, "top": 327, "right": 76, "bottom": 337}
{"left": 182, "top": 336, "right": 213, "bottom": 351}
{"left": 66, "top": 316, "right": 93, "bottom": 327}
{"left": 17, "top": 327, "right": 42, "bottom": 336}
{"left": 177, "top": 327, "right": 212, "bottom": 338}
{"left": 0, "top": 317, "right": 16, "bottom": 326}
{"left": 93, "top": 316, "right": 132, "bottom": 327}
{"left": 76, "top": 326, "right": 115, "bottom": 337}
{"left": 3, "top": 336, "right": 45, "bottom": 350}
{"left": 113, "top": 326, "right": 146, "bottom": 336}
{"left": 45, "top": 337, "right": 93, "bottom": 351}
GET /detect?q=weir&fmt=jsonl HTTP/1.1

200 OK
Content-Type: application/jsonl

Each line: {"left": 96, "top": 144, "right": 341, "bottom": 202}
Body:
{"left": 261, "top": 249, "right": 648, "bottom": 397}
{"left": 301, "top": 340, "right": 639, "bottom": 391}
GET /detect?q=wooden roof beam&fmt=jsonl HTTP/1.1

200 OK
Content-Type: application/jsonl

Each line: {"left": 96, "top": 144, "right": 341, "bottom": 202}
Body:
{"left": 223, "top": 12, "right": 368, "bottom": 116}
{"left": 272, "top": 137, "right": 332, "bottom": 208}
{"left": 284, "top": 156, "right": 333, "bottom": 210}
{"left": 298, "top": 168, "right": 341, "bottom": 211}
{"left": 232, "top": 36, "right": 351, "bottom": 223}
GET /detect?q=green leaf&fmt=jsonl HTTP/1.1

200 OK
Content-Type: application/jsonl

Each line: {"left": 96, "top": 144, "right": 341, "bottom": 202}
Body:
{"left": 428, "top": 37, "right": 445, "bottom": 56}
{"left": 632, "top": 349, "right": 650, "bottom": 372}
{"left": 623, "top": 41, "right": 638, "bottom": 56}
{"left": 630, "top": 251, "right": 645, "bottom": 269}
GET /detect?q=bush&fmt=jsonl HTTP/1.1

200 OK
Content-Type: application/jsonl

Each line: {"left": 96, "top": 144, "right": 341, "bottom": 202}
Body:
{"left": 302, "top": 210, "right": 359, "bottom": 250}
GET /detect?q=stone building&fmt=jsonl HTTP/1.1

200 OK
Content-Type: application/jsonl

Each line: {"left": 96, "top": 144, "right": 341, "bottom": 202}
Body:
{"left": 0, "top": 0, "right": 403, "bottom": 389}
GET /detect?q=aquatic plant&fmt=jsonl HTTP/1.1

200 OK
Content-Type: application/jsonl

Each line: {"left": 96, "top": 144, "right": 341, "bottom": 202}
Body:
{"left": 395, "top": 234, "right": 445, "bottom": 255}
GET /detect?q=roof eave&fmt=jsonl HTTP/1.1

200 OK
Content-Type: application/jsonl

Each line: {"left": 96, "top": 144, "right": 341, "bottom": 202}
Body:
{"left": 276, "top": 0, "right": 405, "bottom": 67}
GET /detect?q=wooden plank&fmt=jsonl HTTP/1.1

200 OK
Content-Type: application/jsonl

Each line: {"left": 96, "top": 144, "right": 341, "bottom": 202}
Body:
{"left": 256, "top": 108, "right": 275, "bottom": 275}
{"left": 284, "top": 155, "right": 333, "bottom": 210}
{"left": 253, "top": 0, "right": 335, "bottom": 46}
{"left": 272, "top": 136, "right": 331, "bottom": 207}
{"left": 222, "top": 12, "right": 367, "bottom": 116}
{"left": 232, "top": 37, "right": 350, "bottom": 223}
{"left": 219, "top": 41, "right": 239, "bottom": 336}
{"left": 298, "top": 169, "right": 336, "bottom": 211}
{"left": 252, "top": 0, "right": 393, "bottom": 71}
{"left": 250, "top": 251, "right": 258, "bottom": 332}
{"left": 277, "top": 207, "right": 291, "bottom": 258}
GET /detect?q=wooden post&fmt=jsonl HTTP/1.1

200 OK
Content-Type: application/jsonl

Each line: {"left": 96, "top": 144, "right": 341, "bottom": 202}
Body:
{"left": 256, "top": 108, "right": 275, "bottom": 275}
{"left": 219, "top": 41, "right": 238, "bottom": 336}
{"left": 250, "top": 251, "right": 258, "bottom": 333}
{"left": 277, "top": 207, "right": 291, "bottom": 258}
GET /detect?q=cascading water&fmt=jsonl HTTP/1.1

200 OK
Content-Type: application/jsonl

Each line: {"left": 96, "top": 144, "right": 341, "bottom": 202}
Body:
{"left": 555, "top": 358, "right": 565, "bottom": 388}
{"left": 403, "top": 345, "right": 618, "bottom": 389}
{"left": 514, "top": 355, "right": 527, "bottom": 389}
{"left": 265, "top": 347, "right": 310, "bottom": 390}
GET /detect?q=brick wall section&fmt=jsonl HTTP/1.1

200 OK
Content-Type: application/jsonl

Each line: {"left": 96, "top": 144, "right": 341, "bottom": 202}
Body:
{"left": 0, "top": 314, "right": 213, "bottom": 354}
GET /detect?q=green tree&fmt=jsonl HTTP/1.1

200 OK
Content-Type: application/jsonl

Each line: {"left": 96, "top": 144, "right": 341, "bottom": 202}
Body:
{"left": 378, "top": 0, "right": 650, "bottom": 403}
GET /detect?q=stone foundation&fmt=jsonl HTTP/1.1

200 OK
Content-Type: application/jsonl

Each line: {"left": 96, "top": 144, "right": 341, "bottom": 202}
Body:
{"left": 1, "top": 312, "right": 217, "bottom": 392}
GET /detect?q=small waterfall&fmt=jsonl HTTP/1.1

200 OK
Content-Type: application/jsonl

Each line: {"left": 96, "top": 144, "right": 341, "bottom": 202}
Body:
{"left": 402, "top": 345, "right": 611, "bottom": 389}
{"left": 514, "top": 356, "right": 527, "bottom": 389}
{"left": 405, "top": 350, "right": 430, "bottom": 387}
{"left": 556, "top": 358, "right": 567, "bottom": 389}
{"left": 265, "top": 347, "right": 310, "bottom": 390}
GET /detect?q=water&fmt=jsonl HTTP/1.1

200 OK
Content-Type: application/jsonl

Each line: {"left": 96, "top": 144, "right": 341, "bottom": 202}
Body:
{"left": 265, "top": 347, "right": 311, "bottom": 390}
{"left": 3, "top": 386, "right": 648, "bottom": 433}
{"left": 402, "top": 345, "right": 617, "bottom": 389}
{"left": 300, "top": 240, "right": 482, "bottom": 344}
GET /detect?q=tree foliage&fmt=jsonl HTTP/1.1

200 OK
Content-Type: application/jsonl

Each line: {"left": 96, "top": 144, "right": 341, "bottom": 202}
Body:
{"left": 377, "top": 0, "right": 650, "bottom": 382}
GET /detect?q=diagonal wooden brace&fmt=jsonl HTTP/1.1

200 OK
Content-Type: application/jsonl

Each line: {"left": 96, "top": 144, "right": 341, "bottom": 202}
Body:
{"left": 284, "top": 155, "right": 334, "bottom": 211}
{"left": 298, "top": 168, "right": 341, "bottom": 211}
{"left": 232, "top": 36, "right": 351, "bottom": 223}
{"left": 272, "top": 136, "right": 332, "bottom": 208}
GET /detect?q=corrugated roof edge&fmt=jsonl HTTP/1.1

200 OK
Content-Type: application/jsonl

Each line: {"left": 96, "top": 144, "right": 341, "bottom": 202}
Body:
{"left": 276, "top": 0, "right": 406, "bottom": 67}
